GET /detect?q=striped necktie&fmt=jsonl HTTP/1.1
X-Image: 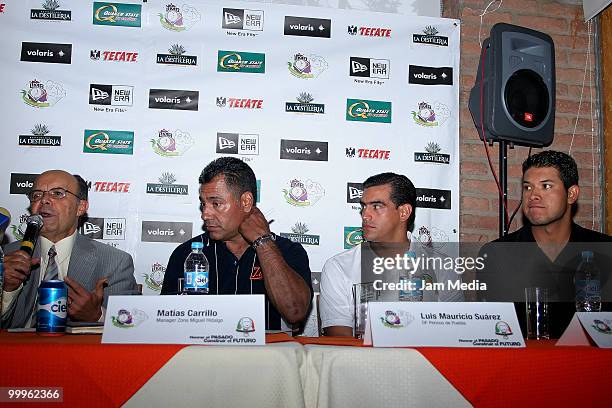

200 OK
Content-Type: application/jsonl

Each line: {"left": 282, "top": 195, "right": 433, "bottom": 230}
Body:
{"left": 43, "top": 246, "right": 59, "bottom": 281}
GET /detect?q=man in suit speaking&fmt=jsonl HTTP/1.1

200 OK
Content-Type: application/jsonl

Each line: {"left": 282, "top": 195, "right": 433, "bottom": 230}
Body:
{"left": 1, "top": 170, "right": 138, "bottom": 328}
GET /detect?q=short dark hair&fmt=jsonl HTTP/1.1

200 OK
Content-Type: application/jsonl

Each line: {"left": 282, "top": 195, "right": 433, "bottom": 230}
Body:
{"left": 363, "top": 172, "right": 417, "bottom": 231}
{"left": 199, "top": 157, "right": 258, "bottom": 202}
{"left": 73, "top": 174, "right": 89, "bottom": 201}
{"left": 522, "top": 150, "right": 578, "bottom": 190}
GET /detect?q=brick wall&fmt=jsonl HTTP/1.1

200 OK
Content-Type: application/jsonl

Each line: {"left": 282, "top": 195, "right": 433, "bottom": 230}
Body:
{"left": 443, "top": 0, "right": 602, "bottom": 242}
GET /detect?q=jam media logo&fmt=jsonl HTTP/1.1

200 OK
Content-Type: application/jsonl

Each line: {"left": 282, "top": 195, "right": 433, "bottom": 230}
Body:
{"left": 346, "top": 182, "right": 363, "bottom": 204}
{"left": 413, "top": 26, "right": 448, "bottom": 47}
{"left": 284, "top": 16, "right": 331, "bottom": 38}
{"left": 285, "top": 93, "right": 325, "bottom": 114}
{"left": 93, "top": 2, "right": 142, "bottom": 27}
{"left": 151, "top": 128, "right": 194, "bottom": 157}
{"left": 283, "top": 179, "right": 325, "bottom": 207}
{"left": 288, "top": 53, "right": 328, "bottom": 79}
{"left": 408, "top": 65, "right": 453, "bottom": 85}
{"left": 89, "top": 84, "right": 133, "bottom": 111}
{"left": 83, "top": 129, "right": 134, "bottom": 155}
{"left": 20, "top": 42, "right": 72, "bottom": 64}
{"left": 159, "top": 3, "right": 200, "bottom": 32}
{"left": 349, "top": 57, "right": 389, "bottom": 80}
{"left": 217, "top": 50, "right": 265, "bottom": 73}
{"left": 216, "top": 133, "right": 259, "bottom": 156}
{"left": 343, "top": 226, "right": 363, "bottom": 249}
{"left": 19, "top": 124, "right": 61, "bottom": 147}
{"left": 80, "top": 217, "right": 126, "bottom": 240}
{"left": 90, "top": 49, "right": 138, "bottom": 62}
{"left": 415, "top": 188, "right": 452, "bottom": 210}
{"left": 345, "top": 147, "right": 391, "bottom": 160}
{"left": 21, "top": 79, "right": 66, "bottom": 108}
{"left": 280, "top": 139, "right": 328, "bottom": 161}
{"left": 10, "top": 173, "right": 39, "bottom": 194}
{"left": 347, "top": 25, "right": 391, "bottom": 37}
{"left": 146, "top": 172, "right": 189, "bottom": 196}
{"left": 141, "top": 220, "right": 193, "bottom": 243}
{"left": 414, "top": 142, "right": 450, "bottom": 165}
{"left": 92, "top": 181, "right": 130, "bottom": 193}
{"left": 346, "top": 99, "right": 391, "bottom": 123}
{"left": 411, "top": 101, "right": 451, "bottom": 127}
{"left": 280, "top": 222, "right": 320, "bottom": 246}
{"left": 31, "top": 1, "right": 72, "bottom": 21}
{"left": 143, "top": 263, "right": 166, "bottom": 292}
{"left": 149, "top": 89, "right": 199, "bottom": 111}
{"left": 111, "top": 308, "right": 148, "bottom": 328}
{"left": 222, "top": 8, "right": 263, "bottom": 32}
{"left": 156, "top": 44, "right": 197, "bottom": 67}
{"left": 216, "top": 97, "right": 263, "bottom": 109}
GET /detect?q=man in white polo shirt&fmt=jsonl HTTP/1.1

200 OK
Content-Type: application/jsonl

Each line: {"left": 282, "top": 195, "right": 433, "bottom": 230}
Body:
{"left": 1, "top": 170, "right": 138, "bottom": 328}
{"left": 319, "top": 172, "right": 463, "bottom": 336}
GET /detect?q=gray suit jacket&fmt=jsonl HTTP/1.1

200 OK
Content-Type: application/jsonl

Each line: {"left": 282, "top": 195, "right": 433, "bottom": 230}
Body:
{"left": 2, "top": 234, "right": 138, "bottom": 328}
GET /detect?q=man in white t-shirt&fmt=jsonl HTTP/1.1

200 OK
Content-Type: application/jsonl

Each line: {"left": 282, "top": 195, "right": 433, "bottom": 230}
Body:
{"left": 319, "top": 172, "right": 463, "bottom": 336}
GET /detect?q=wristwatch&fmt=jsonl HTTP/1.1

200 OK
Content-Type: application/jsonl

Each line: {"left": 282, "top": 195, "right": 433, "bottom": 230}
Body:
{"left": 252, "top": 233, "right": 276, "bottom": 249}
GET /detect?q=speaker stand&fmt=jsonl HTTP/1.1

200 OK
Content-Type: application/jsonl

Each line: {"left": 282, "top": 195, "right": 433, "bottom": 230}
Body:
{"left": 498, "top": 140, "right": 509, "bottom": 237}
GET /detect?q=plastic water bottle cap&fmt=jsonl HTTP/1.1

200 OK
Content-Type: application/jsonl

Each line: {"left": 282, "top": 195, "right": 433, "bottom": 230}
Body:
{"left": 191, "top": 242, "right": 204, "bottom": 249}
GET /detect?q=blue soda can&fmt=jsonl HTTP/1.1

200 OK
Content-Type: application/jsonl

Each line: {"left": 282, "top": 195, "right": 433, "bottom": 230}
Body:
{"left": 37, "top": 280, "right": 68, "bottom": 335}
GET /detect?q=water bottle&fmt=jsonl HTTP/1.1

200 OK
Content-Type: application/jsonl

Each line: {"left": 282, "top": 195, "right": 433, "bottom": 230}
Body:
{"left": 399, "top": 251, "right": 423, "bottom": 301}
{"left": 183, "top": 242, "right": 209, "bottom": 294}
{"left": 574, "top": 251, "right": 601, "bottom": 312}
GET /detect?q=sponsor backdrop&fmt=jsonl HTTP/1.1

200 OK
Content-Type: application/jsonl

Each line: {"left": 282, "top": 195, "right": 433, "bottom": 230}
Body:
{"left": 1, "top": 1, "right": 459, "bottom": 333}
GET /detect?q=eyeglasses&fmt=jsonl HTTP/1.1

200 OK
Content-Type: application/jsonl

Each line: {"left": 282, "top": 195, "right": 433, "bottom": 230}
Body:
{"left": 28, "top": 188, "right": 82, "bottom": 202}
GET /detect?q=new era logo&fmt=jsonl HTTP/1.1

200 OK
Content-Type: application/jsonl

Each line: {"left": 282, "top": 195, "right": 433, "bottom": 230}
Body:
{"left": 218, "top": 136, "right": 236, "bottom": 150}
{"left": 351, "top": 60, "right": 368, "bottom": 73}
{"left": 346, "top": 183, "right": 363, "bottom": 203}
{"left": 216, "top": 133, "right": 259, "bottom": 155}
{"left": 83, "top": 222, "right": 101, "bottom": 235}
{"left": 91, "top": 88, "right": 109, "bottom": 101}
{"left": 224, "top": 11, "right": 241, "bottom": 25}
{"left": 349, "top": 57, "right": 389, "bottom": 79}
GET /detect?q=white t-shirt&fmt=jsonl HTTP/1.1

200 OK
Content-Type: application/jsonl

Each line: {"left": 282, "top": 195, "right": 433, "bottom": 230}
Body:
{"left": 319, "top": 241, "right": 464, "bottom": 332}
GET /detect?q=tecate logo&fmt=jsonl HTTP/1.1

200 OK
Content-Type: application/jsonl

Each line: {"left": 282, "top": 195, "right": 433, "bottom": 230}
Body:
{"left": 347, "top": 25, "right": 391, "bottom": 37}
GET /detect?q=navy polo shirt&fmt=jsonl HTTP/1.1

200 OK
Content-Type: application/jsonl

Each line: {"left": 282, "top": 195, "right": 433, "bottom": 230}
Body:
{"left": 479, "top": 223, "right": 612, "bottom": 338}
{"left": 161, "top": 232, "right": 313, "bottom": 330}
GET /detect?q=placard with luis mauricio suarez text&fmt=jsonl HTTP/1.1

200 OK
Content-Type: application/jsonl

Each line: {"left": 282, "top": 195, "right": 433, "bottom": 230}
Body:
{"left": 365, "top": 302, "right": 525, "bottom": 348}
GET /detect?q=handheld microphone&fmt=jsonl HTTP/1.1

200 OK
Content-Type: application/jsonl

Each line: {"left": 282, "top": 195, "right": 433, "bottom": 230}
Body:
{"left": 20, "top": 214, "right": 44, "bottom": 256}
{"left": 0, "top": 207, "right": 10, "bottom": 242}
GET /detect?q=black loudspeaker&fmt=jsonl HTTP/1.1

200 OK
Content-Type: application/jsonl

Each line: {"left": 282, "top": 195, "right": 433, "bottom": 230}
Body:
{"left": 469, "top": 23, "right": 555, "bottom": 147}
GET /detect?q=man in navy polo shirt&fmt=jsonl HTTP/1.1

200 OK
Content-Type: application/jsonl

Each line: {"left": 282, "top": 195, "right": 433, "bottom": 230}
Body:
{"left": 479, "top": 150, "right": 612, "bottom": 338}
{"left": 161, "top": 157, "right": 312, "bottom": 330}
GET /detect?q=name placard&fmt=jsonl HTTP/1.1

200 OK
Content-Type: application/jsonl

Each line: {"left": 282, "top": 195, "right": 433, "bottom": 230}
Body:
{"left": 102, "top": 295, "right": 265, "bottom": 345}
{"left": 557, "top": 312, "right": 612, "bottom": 348}
{"left": 365, "top": 302, "right": 525, "bottom": 348}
